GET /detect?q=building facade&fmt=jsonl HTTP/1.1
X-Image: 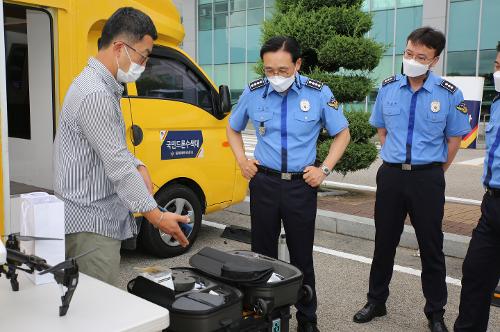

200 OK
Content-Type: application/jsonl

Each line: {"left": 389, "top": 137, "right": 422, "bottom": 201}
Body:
{"left": 176, "top": 0, "right": 500, "bottom": 114}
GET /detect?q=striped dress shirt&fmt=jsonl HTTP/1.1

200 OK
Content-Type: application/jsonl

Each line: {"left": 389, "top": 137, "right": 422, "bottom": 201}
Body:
{"left": 54, "top": 57, "right": 158, "bottom": 240}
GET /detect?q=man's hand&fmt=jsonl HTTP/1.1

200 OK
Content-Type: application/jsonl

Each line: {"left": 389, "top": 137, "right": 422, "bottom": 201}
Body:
{"left": 238, "top": 158, "right": 260, "bottom": 180}
{"left": 303, "top": 166, "right": 327, "bottom": 188}
{"left": 137, "top": 165, "right": 154, "bottom": 194}
{"left": 154, "top": 212, "right": 190, "bottom": 247}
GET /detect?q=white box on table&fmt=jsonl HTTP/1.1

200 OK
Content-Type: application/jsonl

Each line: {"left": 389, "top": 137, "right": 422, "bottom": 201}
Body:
{"left": 19, "top": 192, "right": 65, "bottom": 285}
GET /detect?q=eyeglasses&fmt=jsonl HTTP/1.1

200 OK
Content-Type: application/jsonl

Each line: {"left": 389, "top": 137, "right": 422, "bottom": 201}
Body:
{"left": 118, "top": 41, "right": 150, "bottom": 65}
{"left": 264, "top": 67, "right": 294, "bottom": 76}
{"left": 403, "top": 49, "right": 434, "bottom": 64}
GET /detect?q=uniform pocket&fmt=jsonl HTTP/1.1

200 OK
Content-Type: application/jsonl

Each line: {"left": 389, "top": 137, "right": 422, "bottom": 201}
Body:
{"left": 382, "top": 106, "right": 401, "bottom": 116}
{"left": 382, "top": 106, "right": 402, "bottom": 130}
{"left": 251, "top": 111, "right": 273, "bottom": 135}
{"left": 294, "top": 110, "right": 319, "bottom": 122}
{"left": 427, "top": 111, "right": 447, "bottom": 123}
{"left": 425, "top": 110, "right": 447, "bottom": 136}
{"left": 253, "top": 111, "right": 273, "bottom": 123}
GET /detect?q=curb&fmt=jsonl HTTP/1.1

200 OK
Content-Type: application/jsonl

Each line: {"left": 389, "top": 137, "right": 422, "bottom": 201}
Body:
{"left": 226, "top": 199, "right": 471, "bottom": 259}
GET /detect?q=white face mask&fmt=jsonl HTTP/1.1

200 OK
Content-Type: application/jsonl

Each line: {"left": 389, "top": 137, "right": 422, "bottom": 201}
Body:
{"left": 116, "top": 46, "right": 145, "bottom": 83}
{"left": 268, "top": 74, "right": 296, "bottom": 93}
{"left": 494, "top": 71, "right": 500, "bottom": 92}
{"left": 403, "top": 57, "right": 430, "bottom": 78}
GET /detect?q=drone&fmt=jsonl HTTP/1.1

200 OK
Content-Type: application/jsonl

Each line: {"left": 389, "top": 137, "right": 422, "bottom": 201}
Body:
{"left": 0, "top": 233, "right": 96, "bottom": 316}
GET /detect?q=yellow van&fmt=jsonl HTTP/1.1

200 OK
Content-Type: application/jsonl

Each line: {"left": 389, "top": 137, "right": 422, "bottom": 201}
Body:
{"left": 0, "top": 0, "right": 247, "bottom": 257}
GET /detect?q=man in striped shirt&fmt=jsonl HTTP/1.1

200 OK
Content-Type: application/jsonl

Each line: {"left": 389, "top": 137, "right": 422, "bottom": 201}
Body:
{"left": 53, "top": 7, "right": 189, "bottom": 286}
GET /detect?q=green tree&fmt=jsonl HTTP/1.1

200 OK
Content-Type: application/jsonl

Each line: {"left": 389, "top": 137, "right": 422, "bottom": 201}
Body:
{"left": 261, "top": 0, "right": 384, "bottom": 175}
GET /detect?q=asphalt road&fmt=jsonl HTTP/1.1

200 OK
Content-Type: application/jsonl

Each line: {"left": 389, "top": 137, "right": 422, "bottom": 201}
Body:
{"left": 119, "top": 209, "right": 500, "bottom": 332}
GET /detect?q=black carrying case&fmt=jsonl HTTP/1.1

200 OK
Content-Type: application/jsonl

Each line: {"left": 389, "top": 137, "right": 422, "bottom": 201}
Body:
{"left": 128, "top": 247, "right": 308, "bottom": 332}
{"left": 128, "top": 267, "right": 243, "bottom": 332}
{"left": 189, "top": 247, "right": 305, "bottom": 316}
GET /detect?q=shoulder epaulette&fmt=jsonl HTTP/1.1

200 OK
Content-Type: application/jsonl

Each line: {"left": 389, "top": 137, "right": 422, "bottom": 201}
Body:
{"left": 440, "top": 79, "right": 457, "bottom": 94}
{"left": 493, "top": 93, "right": 500, "bottom": 104}
{"left": 249, "top": 78, "right": 266, "bottom": 91}
{"left": 382, "top": 75, "right": 397, "bottom": 86}
{"left": 305, "top": 79, "right": 324, "bottom": 91}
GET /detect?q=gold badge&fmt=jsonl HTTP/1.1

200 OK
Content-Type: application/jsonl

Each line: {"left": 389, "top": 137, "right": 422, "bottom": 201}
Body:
{"left": 258, "top": 125, "right": 266, "bottom": 136}
{"left": 431, "top": 101, "right": 440, "bottom": 113}
{"left": 328, "top": 97, "right": 339, "bottom": 110}
{"left": 300, "top": 99, "right": 311, "bottom": 112}
{"left": 456, "top": 101, "right": 468, "bottom": 114}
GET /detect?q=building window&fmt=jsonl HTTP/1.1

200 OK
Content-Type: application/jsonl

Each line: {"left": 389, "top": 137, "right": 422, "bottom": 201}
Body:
{"left": 197, "top": 0, "right": 274, "bottom": 101}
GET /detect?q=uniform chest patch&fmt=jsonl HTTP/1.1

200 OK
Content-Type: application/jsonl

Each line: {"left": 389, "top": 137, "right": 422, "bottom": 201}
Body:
{"left": 300, "top": 99, "right": 311, "bottom": 112}
{"left": 431, "top": 101, "right": 441, "bottom": 113}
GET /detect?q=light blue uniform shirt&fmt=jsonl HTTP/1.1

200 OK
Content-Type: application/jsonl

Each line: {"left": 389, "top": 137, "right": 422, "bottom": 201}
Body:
{"left": 229, "top": 74, "right": 348, "bottom": 172}
{"left": 482, "top": 94, "right": 500, "bottom": 188}
{"left": 370, "top": 72, "right": 471, "bottom": 165}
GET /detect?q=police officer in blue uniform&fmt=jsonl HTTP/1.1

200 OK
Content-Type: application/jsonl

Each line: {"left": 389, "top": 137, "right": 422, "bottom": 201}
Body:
{"left": 227, "top": 36, "right": 350, "bottom": 332}
{"left": 454, "top": 42, "right": 500, "bottom": 332}
{"left": 353, "top": 27, "right": 470, "bottom": 332}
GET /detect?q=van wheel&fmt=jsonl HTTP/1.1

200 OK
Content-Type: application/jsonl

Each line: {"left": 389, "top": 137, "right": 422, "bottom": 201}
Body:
{"left": 140, "top": 184, "right": 202, "bottom": 258}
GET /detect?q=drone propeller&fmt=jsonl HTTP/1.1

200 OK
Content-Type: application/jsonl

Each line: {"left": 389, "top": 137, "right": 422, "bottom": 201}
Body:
{"left": 39, "top": 248, "right": 98, "bottom": 275}
{"left": 1, "top": 233, "right": 63, "bottom": 241}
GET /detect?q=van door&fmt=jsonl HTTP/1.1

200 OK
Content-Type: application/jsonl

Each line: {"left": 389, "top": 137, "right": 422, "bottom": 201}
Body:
{"left": 128, "top": 46, "right": 235, "bottom": 207}
{"left": 4, "top": 5, "right": 54, "bottom": 192}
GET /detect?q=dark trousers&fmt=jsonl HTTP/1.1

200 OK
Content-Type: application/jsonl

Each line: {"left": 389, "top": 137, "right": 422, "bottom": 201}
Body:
{"left": 368, "top": 163, "right": 447, "bottom": 320}
{"left": 249, "top": 172, "right": 318, "bottom": 323}
{"left": 454, "top": 193, "right": 500, "bottom": 332}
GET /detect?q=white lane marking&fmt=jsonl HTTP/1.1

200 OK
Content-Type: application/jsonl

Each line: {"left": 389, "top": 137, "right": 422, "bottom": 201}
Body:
{"left": 457, "top": 157, "right": 484, "bottom": 166}
{"left": 312, "top": 245, "right": 462, "bottom": 287}
{"left": 201, "top": 220, "right": 462, "bottom": 287}
{"left": 202, "top": 220, "right": 227, "bottom": 230}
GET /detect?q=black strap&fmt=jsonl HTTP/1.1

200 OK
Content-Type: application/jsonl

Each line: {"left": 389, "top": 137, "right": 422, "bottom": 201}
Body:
{"left": 257, "top": 165, "right": 304, "bottom": 180}
{"left": 486, "top": 187, "right": 500, "bottom": 197}
{"left": 383, "top": 162, "right": 442, "bottom": 171}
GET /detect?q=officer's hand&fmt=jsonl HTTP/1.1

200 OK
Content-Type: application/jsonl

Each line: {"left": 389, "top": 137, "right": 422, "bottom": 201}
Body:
{"left": 238, "top": 158, "right": 260, "bottom": 180}
{"left": 156, "top": 212, "right": 190, "bottom": 247}
{"left": 303, "top": 166, "right": 327, "bottom": 188}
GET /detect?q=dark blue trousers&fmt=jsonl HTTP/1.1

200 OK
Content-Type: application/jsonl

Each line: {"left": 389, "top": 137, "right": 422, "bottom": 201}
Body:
{"left": 249, "top": 171, "right": 318, "bottom": 323}
{"left": 454, "top": 192, "right": 500, "bottom": 332}
{"left": 368, "top": 163, "right": 447, "bottom": 320}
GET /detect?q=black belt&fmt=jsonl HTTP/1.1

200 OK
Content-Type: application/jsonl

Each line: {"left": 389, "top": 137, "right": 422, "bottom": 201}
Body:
{"left": 383, "top": 162, "right": 443, "bottom": 171}
{"left": 257, "top": 165, "right": 304, "bottom": 180}
{"left": 486, "top": 187, "right": 500, "bottom": 197}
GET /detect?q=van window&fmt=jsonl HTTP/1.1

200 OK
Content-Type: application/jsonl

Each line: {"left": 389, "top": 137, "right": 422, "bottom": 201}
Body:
{"left": 5, "top": 6, "right": 31, "bottom": 139}
{"left": 136, "top": 56, "right": 214, "bottom": 113}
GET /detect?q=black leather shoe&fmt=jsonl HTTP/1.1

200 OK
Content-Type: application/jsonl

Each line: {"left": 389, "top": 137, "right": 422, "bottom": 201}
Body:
{"left": 297, "top": 321, "right": 320, "bottom": 332}
{"left": 428, "top": 318, "right": 449, "bottom": 332}
{"left": 353, "top": 302, "right": 387, "bottom": 323}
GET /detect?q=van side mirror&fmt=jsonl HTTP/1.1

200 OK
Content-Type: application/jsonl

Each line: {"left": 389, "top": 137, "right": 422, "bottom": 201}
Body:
{"left": 219, "top": 85, "right": 231, "bottom": 115}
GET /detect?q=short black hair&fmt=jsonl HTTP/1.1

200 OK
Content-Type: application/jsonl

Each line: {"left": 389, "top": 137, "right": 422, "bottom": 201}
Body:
{"left": 260, "top": 36, "right": 301, "bottom": 63}
{"left": 407, "top": 27, "right": 446, "bottom": 57}
{"left": 99, "top": 7, "right": 158, "bottom": 50}
{"left": 497, "top": 41, "right": 500, "bottom": 53}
